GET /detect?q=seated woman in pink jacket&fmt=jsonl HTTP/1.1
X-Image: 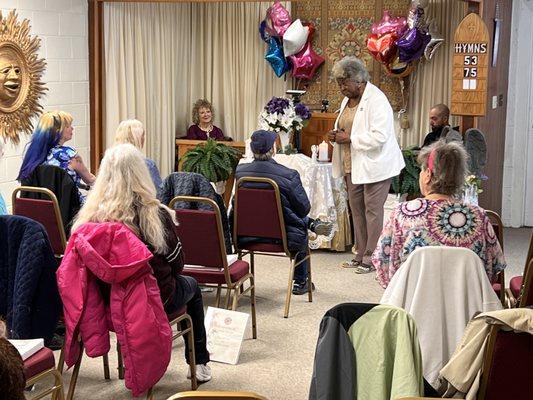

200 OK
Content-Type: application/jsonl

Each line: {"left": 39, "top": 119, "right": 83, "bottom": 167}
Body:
{"left": 72, "top": 143, "right": 211, "bottom": 383}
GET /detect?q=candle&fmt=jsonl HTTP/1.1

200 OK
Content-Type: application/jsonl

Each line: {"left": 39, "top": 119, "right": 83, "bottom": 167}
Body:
{"left": 318, "top": 140, "right": 329, "bottom": 161}
{"left": 245, "top": 138, "right": 253, "bottom": 159}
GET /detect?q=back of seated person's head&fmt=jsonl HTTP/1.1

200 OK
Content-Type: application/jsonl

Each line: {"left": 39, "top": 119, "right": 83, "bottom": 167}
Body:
{"left": 114, "top": 119, "right": 145, "bottom": 150}
{"left": 17, "top": 110, "right": 75, "bottom": 182}
{"left": 72, "top": 143, "right": 168, "bottom": 253}
{"left": 0, "top": 321, "right": 26, "bottom": 400}
{"left": 417, "top": 139, "right": 468, "bottom": 197}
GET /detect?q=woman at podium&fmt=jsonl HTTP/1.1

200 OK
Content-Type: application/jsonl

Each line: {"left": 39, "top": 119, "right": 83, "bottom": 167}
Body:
{"left": 186, "top": 99, "right": 225, "bottom": 140}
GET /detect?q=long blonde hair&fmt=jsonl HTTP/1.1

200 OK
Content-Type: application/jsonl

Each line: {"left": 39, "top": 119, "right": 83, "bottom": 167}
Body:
{"left": 114, "top": 119, "right": 145, "bottom": 150}
{"left": 72, "top": 143, "right": 167, "bottom": 253}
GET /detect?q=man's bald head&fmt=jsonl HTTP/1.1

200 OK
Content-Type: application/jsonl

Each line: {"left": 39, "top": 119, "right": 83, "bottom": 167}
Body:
{"left": 429, "top": 104, "right": 450, "bottom": 131}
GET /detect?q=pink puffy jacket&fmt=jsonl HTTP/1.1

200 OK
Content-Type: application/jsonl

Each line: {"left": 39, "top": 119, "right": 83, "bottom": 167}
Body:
{"left": 57, "top": 222, "right": 172, "bottom": 396}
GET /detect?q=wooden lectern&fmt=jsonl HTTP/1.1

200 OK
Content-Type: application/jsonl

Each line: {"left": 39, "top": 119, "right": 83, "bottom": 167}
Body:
{"left": 300, "top": 112, "right": 338, "bottom": 159}
{"left": 175, "top": 139, "right": 246, "bottom": 205}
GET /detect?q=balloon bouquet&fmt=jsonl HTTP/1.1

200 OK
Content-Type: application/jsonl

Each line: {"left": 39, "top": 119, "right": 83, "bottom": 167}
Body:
{"left": 260, "top": 1, "right": 325, "bottom": 80}
{"left": 366, "top": 0, "right": 444, "bottom": 79}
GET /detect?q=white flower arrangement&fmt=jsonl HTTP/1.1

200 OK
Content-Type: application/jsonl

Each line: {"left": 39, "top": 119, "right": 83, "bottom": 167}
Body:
{"left": 257, "top": 96, "right": 311, "bottom": 134}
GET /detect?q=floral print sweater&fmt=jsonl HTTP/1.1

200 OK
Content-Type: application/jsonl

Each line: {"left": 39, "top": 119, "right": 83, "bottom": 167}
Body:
{"left": 372, "top": 198, "right": 506, "bottom": 288}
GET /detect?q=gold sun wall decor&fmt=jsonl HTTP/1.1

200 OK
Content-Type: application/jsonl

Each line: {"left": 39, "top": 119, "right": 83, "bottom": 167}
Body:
{"left": 0, "top": 10, "right": 46, "bottom": 144}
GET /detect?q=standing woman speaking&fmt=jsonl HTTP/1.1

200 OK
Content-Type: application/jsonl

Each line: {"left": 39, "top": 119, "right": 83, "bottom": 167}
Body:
{"left": 329, "top": 56, "right": 404, "bottom": 273}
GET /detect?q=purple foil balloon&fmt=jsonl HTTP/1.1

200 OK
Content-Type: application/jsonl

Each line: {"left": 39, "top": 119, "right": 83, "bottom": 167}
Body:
{"left": 397, "top": 27, "right": 431, "bottom": 63}
{"left": 259, "top": 20, "right": 271, "bottom": 42}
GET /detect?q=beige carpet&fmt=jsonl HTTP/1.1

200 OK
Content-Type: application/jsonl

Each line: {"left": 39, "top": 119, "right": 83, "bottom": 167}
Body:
{"left": 40, "top": 228, "right": 530, "bottom": 400}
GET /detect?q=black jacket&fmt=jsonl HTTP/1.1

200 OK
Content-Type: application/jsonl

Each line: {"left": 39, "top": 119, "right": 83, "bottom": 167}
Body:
{"left": 235, "top": 159, "right": 311, "bottom": 252}
{"left": 0, "top": 216, "right": 62, "bottom": 344}
{"left": 158, "top": 172, "right": 232, "bottom": 253}
{"left": 21, "top": 165, "right": 81, "bottom": 235}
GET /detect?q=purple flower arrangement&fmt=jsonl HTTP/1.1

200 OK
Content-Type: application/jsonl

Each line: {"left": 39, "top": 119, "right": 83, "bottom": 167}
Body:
{"left": 258, "top": 96, "right": 311, "bottom": 133}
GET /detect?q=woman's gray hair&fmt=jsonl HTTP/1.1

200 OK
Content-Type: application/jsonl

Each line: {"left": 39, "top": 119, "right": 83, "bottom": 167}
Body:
{"left": 418, "top": 140, "right": 469, "bottom": 197}
{"left": 332, "top": 56, "right": 371, "bottom": 83}
{"left": 253, "top": 147, "right": 275, "bottom": 161}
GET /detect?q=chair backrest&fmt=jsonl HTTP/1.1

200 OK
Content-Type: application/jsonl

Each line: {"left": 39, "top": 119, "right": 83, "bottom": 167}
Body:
{"left": 478, "top": 324, "right": 533, "bottom": 400}
{"left": 12, "top": 186, "right": 67, "bottom": 256}
{"left": 170, "top": 196, "right": 229, "bottom": 274}
{"left": 524, "top": 230, "right": 533, "bottom": 276}
{"left": 518, "top": 259, "right": 533, "bottom": 307}
{"left": 21, "top": 164, "right": 81, "bottom": 233}
{"left": 167, "top": 391, "right": 268, "bottom": 400}
{"left": 233, "top": 177, "right": 288, "bottom": 253}
{"left": 485, "top": 210, "right": 504, "bottom": 251}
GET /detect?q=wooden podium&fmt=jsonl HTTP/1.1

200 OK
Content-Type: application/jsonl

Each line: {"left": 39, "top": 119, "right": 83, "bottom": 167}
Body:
{"left": 300, "top": 112, "right": 338, "bottom": 159}
{"left": 175, "top": 139, "right": 245, "bottom": 205}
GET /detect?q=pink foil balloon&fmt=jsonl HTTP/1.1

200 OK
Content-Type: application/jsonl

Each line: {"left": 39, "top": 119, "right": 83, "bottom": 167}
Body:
{"left": 289, "top": 40, "right": 325, "bottom": 80}
{"left": 266, "top": 1, "right": 292, "bottom": 37}
{"left": 371, "top": 10, "right": 408, "bottom": 37}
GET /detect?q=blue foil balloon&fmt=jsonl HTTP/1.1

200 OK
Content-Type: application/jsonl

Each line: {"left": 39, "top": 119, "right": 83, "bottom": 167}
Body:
{"left": 265, "top": 37, "right": 289, "bottom": 77}
{"left": 259, "top": 20, "right": 271, "bottom": 43}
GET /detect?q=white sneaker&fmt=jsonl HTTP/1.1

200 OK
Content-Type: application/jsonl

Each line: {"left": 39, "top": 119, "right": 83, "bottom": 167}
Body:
{"left": 187, "top": 363, "right": 212, "bottom": 383}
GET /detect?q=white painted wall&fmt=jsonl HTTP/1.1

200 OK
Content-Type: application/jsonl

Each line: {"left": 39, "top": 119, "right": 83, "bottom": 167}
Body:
{"left": 0, "top": 0, "right": 89, "bottom": 210}
{"left": 502, "top": 0, "right": 533, "bottom": 227}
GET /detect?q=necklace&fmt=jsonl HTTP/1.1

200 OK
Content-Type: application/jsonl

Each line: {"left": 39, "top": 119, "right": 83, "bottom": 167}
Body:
{"left": 199, "top": 123, "right": 213, "bottom": 134}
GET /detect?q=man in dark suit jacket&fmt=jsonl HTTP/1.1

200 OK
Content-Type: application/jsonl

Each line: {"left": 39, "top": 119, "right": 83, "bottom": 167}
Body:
{"left": 235, "top": 130, "right": 331, "bottom": 295}
{"left": 422, "top": 104, "right": 462, "bottom": 148}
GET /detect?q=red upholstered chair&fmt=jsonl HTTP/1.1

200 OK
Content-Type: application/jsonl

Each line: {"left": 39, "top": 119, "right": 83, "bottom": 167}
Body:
{"left": 233, "top": 177, "right": 312, "bottom": 318}
{"left": 24, "top": 347, "right": 65, "bottom": 400}
{"left": 170, "top": 196, "right": 257, "bottom": 339}
{"left": 477, "top": 323, "right": 533, "bottom": 400}
{"left": 12, "top": 186, "right": 67, "bottom": 257}
{"left": 485, "top": 210, "right": 506, "bottom": 305}
{"left": 507, "top": 230, "right": 533, "bottom": 306}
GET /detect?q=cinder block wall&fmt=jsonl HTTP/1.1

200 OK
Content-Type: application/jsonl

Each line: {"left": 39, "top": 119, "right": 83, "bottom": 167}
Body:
{"left": 0, "top": 0, "right": 89, "bottom": 210}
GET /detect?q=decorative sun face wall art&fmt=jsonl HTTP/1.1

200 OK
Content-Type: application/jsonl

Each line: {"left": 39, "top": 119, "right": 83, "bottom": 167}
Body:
{"left": 0, "top": 10, "right": 46, "bottom": 144}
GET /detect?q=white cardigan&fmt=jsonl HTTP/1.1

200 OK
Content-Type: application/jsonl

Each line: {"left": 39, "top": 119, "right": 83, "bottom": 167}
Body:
{"left": 332, "top": 82, "right": 405, "bottom": 184}
{"left": 380, "top": 246, "right": 502, "bottom": 387}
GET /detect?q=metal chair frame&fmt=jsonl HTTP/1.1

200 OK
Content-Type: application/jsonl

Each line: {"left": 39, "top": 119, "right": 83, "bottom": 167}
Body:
{"left": 64, "top": 310, "right": 197, "bottom": 400}
{"left": 485, "top": 210, "right": 506, "bottom": 305}
{"left": 232, "top": 177, "right": 312, "bottom": 318}
{"left": 167, "top": 391, "right": 268, "bottom": 400}
{"left": 12, "top": 186, "right": 67, "bottom": 256}
{"left": 26, "top": 364, "right": 65, "bottom": 400}
{"left": 170, "top": 195, "right": 257, "bottom": 339}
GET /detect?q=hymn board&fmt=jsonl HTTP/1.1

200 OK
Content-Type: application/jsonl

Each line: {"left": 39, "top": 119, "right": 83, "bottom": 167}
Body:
{"left": 451, "top": 13, "right": 490, "bottom": 117}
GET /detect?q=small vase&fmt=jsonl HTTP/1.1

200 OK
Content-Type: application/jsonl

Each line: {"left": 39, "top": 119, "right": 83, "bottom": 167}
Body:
{"left": 278, "top": 131, "right": 292, "bottom": 150}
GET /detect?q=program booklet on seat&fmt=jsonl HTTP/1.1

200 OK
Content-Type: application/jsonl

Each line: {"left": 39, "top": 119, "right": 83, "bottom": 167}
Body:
{"left": 8, "top": 338, "right": 44, "bottom": 360}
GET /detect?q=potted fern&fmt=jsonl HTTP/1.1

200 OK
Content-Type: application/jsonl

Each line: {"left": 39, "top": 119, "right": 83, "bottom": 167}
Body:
{"left": 391, "top": 147, "right": 421, "bottom": 200}
{"left": 181, "top": 139, "right": 241, "bottom": 194}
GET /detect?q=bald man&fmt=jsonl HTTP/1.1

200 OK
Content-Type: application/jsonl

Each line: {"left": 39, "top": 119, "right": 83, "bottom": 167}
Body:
{"left": 421, "top": 104, "right": 462, "bottom": 148}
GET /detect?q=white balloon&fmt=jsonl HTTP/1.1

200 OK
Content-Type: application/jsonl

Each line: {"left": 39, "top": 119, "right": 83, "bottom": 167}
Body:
{"left": 413, "top": 0, "right": 429, "bottom": 8}
{"left": 282, "top": 19, "right": 309, "bottom": 57}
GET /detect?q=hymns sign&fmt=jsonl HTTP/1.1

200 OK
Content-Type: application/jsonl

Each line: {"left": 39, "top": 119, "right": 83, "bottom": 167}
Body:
{"left": 451, "top": 13, "right": 490, "bottom": 117}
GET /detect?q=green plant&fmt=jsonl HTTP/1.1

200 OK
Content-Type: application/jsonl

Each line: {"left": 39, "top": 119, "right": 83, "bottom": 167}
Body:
{"left": 391, "top": 147, "right": 421, "bottom": 197}
{"left": 181, "top": 139, "right": 241, "bottom": 182}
